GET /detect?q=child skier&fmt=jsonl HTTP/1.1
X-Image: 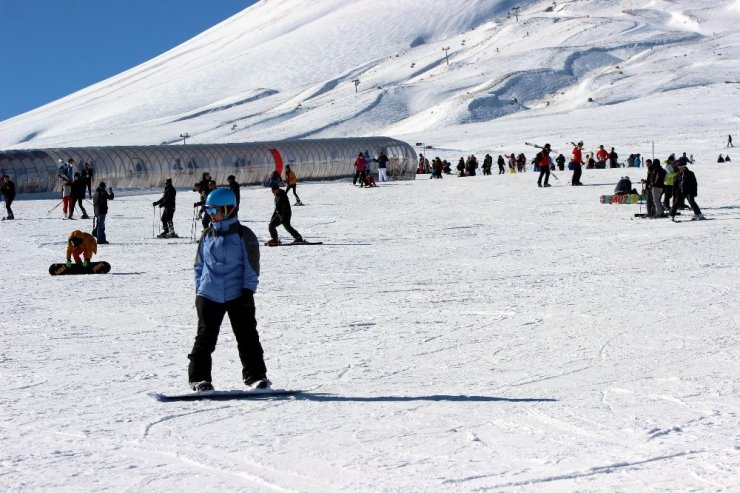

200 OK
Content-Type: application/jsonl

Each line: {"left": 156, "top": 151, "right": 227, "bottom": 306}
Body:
{"left": 189, "top": 188, "right": 270, "bottom": 391}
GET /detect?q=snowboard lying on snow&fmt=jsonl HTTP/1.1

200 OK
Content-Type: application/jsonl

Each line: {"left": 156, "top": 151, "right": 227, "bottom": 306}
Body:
{"left": 599, "top": 194, "right": 645, "bottom": 204}
{"left": 49, "top": 261, "right": 111, "bottom": 276}
{"left": 148, "top": 388, "right": 302, "bottom": 401}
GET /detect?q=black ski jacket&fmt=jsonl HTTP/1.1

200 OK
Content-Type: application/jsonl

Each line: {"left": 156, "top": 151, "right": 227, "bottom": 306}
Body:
{"left": 153, "top": 185, "right": 176, "bottom": 210}
{"left": 71, "top": 178, "right": 87, "bottom": 199}
{"left": 1, "top": 179, "right": 16, "bottom": 200}
{"left": 93, "top": 186, "right": 114, "bottom": 215}
{"left": 678, "top": 169, "right": 698, "bottom": 197}
{"left": 648, "top": 166, "right": 666, "bottom": 188}
{"left": 272, "top": 189, "right": 292, "bottom": 220}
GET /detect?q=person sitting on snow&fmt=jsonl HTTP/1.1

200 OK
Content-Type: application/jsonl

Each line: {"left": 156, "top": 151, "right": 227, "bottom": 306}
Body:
{"left": 614, "top": 176, "right": 633, "bottom": 195}
{"left": 66, "top": 230, "right": 98, "bottom": 268}
{"left": 363, "top": 173, "right": 378, "bottom": 187}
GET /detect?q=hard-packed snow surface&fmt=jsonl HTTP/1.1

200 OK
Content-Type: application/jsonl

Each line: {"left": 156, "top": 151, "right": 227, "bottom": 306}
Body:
{"left": 2, "top": 165, "right": 739, "bottom": 491}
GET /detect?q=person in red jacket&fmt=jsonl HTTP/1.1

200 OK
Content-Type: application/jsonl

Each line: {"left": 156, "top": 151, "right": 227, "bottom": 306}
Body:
{"left": 571, "top": 141, "right": 584, "bottom": 186}
{"left": 537, "top": 144, "right": 552, "bottom": 187}
{"left": 353, "top": 153, "right": 367, "bottom": 186}
{"left": 595, "top": 145, "right": 609, "bottom": 167}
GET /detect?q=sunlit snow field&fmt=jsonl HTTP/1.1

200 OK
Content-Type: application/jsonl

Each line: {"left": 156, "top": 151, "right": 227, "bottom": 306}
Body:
{"left": 2, "top": 163, "right": 739, "bottom": 491}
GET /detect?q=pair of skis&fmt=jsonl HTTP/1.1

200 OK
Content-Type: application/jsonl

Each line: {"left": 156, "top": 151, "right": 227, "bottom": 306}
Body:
{"left": 264, "top": 240, "right": 323, "bottom": 247}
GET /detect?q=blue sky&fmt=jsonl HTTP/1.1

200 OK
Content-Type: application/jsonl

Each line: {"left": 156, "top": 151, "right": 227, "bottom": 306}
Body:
{"left": 0, "top": 0, "right": 255, "bottom": 121}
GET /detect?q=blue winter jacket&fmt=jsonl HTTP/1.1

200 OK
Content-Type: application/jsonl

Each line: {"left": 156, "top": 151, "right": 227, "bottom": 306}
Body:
{"left": 194, "top": 216, "right": 259, "bottom": 302}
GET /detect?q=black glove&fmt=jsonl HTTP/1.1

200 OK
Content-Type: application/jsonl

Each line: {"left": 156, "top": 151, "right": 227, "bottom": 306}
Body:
{"left": 152, "top": 202, "right": 157, "bottom": 206}
{"left": 241, "top": 289, "right": 254, "bottom": 305}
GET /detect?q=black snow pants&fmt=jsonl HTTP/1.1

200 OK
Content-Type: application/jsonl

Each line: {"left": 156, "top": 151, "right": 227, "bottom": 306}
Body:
{"left": 572, "top": 163, "right": 582, "bottom": 185}
{"left": 268, "top": 212, "right": 301, "bottom": 241}
{"left": 188, "top": 293, "right": 267, "bottom": 384}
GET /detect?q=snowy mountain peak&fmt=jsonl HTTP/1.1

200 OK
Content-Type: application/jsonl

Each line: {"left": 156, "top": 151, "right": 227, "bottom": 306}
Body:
{"left": 1, "top": 0, "right": 738, "bottom": 157}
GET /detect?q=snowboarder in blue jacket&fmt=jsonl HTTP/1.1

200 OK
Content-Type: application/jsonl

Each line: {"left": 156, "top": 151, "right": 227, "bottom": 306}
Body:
{"left": 188, "top": 188, "right": 270, "bottom": 392}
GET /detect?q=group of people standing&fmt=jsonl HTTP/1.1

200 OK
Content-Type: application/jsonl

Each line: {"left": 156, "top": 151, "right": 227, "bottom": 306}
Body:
{"left": 54, "top": 159, "right": 114, "bottom": 244}
{"left": 58, "top": 158, "right": 95, "bottom": 219}
{"left": 641, "top": 153, "right": 704, "bottom": 220}
{"left": 353, "top": 150, "right": 387, "bottom": 186}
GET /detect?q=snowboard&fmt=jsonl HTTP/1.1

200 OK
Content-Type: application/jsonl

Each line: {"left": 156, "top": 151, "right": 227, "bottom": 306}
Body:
{"left": 148, "top": 388, "right": 302, "bottom": 402}
{"left": 264, "top": 240, "right": 323, "bottom": 247}
{"left": 600, "top": 194, "right": 645, "bottom": 204}
{"left": 49, "top": 261, "right": 111, "bottom": 276}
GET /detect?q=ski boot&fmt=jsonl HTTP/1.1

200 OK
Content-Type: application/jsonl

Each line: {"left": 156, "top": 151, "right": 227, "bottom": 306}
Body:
{"left": 291, "top": 238, "right": 305, "bottom": 244}
{"left": 190, "top": 381, "right": 214, "bottom": 392}
{"left": 244, "top": 377, "right": 271, "bottom": 390}
{"left": 266, "top": 238, "right": 281, "bottom": 246}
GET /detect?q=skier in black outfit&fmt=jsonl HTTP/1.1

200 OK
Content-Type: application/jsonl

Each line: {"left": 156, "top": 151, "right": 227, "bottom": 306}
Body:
{"left": 93, "top": 182, "right": 114, "bottom": 244}
{"left": 1, "top": 175, "right": 15, "bottom": 220}
{"left": 227, "top": 175, "right": 241, "bottom": 209}
{"left": 267, "top": 185, "right": 303, "bottom": 245}
{"left": 609, "top": 147, "right": 619, "bottom": 168}
{"left": 497, "top": 155, "right": 506, "bottom": 174}
{"left": 555, "top": 153, "right": 566, "bottom": 171}
{"left": 456, "top": 158, "right": 465, "bottom": 177}
{"left": 670, "top": 163, "right": 704, "bottom": 220}
{"left": 153, "top": 178, "right": 177, "bottom": 238}
{"left": 70, "top": 173, "right": 89, "bottom": 219}
{"left": 646, "top": 160, "right": 666, "bottom": 217}
{"left": 81, "top": 163, "right": 94, "bottom": 199}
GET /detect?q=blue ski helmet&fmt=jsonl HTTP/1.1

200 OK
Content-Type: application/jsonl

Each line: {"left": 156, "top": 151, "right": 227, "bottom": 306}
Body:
{"left": 205, "top": 188, "right": 236, "bottom": 207}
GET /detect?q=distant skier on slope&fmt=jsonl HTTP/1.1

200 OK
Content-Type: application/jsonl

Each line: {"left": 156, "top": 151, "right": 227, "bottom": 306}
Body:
{"left": 571, "top": 142, "right": 584, "bottom": 186}
{"left": 536, "top": 144, "right": 552, "bottom": 187}
{"left": 152, "top": 178, "right": 177, "bottom": 238}
{"left": 266, "top": 185, "right": 304, "bottom": 245}
{"left": 189, "top": 188, "right": 270, "bottom": 392}
{"left": 1, "top": 175, "right": 16, "bottom": 220}
{"left": 284, "top": 165, "right": 303, "bottom": 205}
{"left": 670, "top": 162, "right": 704, "bottom": 221}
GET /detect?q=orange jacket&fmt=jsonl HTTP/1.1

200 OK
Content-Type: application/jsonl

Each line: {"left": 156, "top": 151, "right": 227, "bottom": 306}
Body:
{"left": 285, "top": 170, "right": 297, "bottom": 186}
{"left": 66, "top": 230, "right": 97, "bottom": 261}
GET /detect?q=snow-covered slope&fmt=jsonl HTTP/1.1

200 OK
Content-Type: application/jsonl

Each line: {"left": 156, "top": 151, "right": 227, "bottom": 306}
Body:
{"left": 2, "top": 165, "right": 739, "bottom": 491}
{"left": 1, "top": 0, "right": 738, "bottom": 156}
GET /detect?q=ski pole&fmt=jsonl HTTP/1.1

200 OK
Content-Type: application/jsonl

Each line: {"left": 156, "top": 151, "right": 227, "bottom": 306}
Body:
{"left": 152, "top": 206, "right": 157, "bottom": 238}
{"left": 550, "top": 170, "right": 559, "bottom": 181}
{"left": 191, "top": 206, "right": 198, "bottom": 243}
{"left": 46, "top": 200, "right": 63, "bottom": 216}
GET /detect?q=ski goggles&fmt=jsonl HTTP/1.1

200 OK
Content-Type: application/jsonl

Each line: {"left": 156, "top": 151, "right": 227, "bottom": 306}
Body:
{"left": 205, "top": 206, "right": 223, "bottom": 216}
